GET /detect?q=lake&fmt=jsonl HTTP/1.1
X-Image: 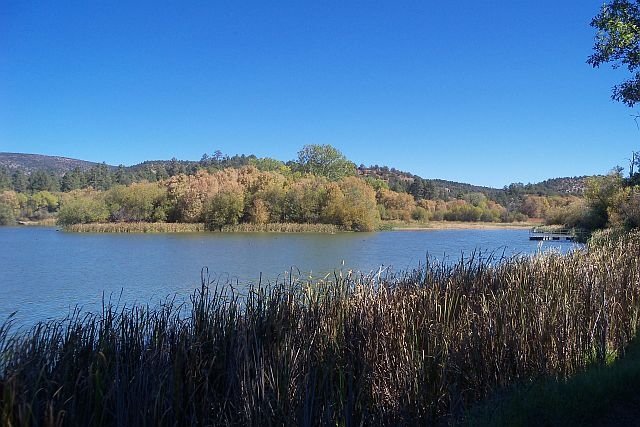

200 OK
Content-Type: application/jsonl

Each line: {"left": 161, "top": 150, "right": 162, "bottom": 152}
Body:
{"left": 0, "top": 226, "right": 578, "bottom": 327}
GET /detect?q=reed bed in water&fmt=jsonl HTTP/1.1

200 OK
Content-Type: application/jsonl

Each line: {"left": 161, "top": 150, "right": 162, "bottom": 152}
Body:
{"left": 63, "top": 222, "right": 341, "bottom": 233}
{"left": 2, "top": 230, "right": 640, "bottom": 426}
{"left": 219, "top": 222, "right": 342, "bottom": 233}
{"left": 63, "top": 222, "right": 206, "bottom": 233}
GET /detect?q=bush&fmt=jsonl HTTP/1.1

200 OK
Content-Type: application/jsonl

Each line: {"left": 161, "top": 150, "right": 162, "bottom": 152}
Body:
{"left": 203, "top": 191, "right": 245, "bottom": 230}
{"left": 412, "top": 206, "right": 428, "bottom": 222}
{"left": 57, "top": 197, "right": 109, "bottom": 226}
{"left": 0, "top": 201, "right": 16, "bottom": 225}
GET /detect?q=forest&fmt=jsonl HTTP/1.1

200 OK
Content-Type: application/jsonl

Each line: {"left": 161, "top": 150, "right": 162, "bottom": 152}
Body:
{"left": 0, "top": 145, "right": 637, "bottom": 233}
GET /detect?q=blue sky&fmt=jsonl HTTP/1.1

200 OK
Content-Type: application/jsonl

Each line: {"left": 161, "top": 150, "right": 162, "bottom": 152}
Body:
{"left": 1, "top": 1, "right": 638, "bottom": 188}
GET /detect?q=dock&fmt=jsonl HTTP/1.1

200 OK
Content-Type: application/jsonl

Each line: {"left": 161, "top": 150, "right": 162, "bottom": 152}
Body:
{"left": 529, "top": 227, "right": 576, "bottom": 241}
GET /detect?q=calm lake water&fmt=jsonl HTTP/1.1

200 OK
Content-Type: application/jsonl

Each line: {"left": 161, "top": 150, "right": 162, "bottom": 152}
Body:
{"left": 0, "top": 226, "right": 579, "bottom": 327}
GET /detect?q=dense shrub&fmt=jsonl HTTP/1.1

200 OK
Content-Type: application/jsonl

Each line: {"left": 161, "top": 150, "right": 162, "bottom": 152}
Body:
{"left": 57, "top": 197, "right": 109, "bottom": 225}
{"left": 0, "top": 200, "right": 16, "bottom": 225}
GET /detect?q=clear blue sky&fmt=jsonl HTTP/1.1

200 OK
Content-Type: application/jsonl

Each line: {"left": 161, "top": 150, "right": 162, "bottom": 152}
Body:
{"left": 1, "top": 1, "right": 638, "bottom": 188}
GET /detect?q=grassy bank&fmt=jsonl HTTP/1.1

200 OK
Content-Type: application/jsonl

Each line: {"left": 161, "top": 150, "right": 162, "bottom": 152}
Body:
{"left": 1, "top": 230, "right": 639, "bottom": 425}
{"left": 464, "top": 333, "right": 640, "bottom": 426}
{"left": 62, "top": 222, "right": 342, "bottom": 233}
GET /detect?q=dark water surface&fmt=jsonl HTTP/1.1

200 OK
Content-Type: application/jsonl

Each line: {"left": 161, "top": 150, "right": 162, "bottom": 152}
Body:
{"left": 0, "top": 226, "right": 578, "bottom": 327}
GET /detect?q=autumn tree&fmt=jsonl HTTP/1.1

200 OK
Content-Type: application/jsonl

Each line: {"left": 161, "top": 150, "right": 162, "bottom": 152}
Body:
{"left": 249, "top": 173, "right": 287, "bottom": 223}
{"left": 248, "top": 198, "right": 270, "bottom": 224}
{"left": 521, "top": 195, "right": 551, "bottom": 219}
{"left": 330, "top": 177, "right": 380, "bottom": 231}
{"left": 584, "top": 170, "right": 625, "bottom": 228}
{"left": 0, "top": 191, "right": 22, "bottom": 224}
{"left": 166, "top": 171, "right": 218, "bottom": 222}
{"left": 283, "top": 176, "right": 330, "bottom": 223}
{"left": 376, "top": 188, "right": 415, "bottom": 220}
{"left": 608, "top": 186, "right": 640, "bottom": 228}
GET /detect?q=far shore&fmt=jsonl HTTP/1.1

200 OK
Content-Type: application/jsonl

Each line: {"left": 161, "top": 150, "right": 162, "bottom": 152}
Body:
{"left": 15, "top": 219, "right": 543, "bottom": 233}
{"left": 392, "top": 220, "right": 542, "bottom": 231}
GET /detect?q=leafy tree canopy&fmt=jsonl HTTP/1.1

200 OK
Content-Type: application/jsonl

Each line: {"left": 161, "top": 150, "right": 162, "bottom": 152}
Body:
{"left": 295, "top": 144, "right": 356, "bottom": 181}
{"left": 588, "top": 0, "right": 640, "bottom": 106}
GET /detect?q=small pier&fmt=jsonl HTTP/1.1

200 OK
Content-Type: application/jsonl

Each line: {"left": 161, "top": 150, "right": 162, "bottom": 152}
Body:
{"left": 529, "top": 227, "right": 576, "bottom": 241}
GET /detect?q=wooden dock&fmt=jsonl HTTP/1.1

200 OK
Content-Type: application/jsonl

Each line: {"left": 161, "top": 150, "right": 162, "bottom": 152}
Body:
{"left": 529, "top": 228, "right": 576, "bottom": 241}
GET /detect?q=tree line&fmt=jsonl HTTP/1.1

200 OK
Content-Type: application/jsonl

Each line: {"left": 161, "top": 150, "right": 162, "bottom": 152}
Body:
{"left": 2, "top": 144, "right": 624, "bottom": 231}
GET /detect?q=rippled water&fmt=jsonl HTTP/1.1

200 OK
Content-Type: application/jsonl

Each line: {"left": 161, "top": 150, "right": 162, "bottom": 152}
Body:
{"left": 0, "top": 226, "right": 578, "bottom": 327}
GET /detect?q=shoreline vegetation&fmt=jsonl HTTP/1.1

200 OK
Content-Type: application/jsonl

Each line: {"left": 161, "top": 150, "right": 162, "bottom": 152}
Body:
{"left": 62, "top": 221, "right": 342, "bottom": 233}
{"left": 2, "top": 144, "right": 638, "bottom": 238}
{"left": 57, "top": 220, "right": 538, "bottom": 233}
{"left": 4, "top": 145, "right": 590, "bottom": 233}
{"left": 1, "top": 229, "right": 639, "bottom": 425}
{"left": 392, "top": 219, "right": 541, "bottom": 230}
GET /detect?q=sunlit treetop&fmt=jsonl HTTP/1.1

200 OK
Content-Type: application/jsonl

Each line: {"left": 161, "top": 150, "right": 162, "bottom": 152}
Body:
{"left": 589, "top": 0, "right": 640, "bottom": 106}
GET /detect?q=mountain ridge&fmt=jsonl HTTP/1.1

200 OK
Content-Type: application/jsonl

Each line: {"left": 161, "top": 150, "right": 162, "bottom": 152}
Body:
{"left": 0, "top": 152, "right": 107, "bottom": 175}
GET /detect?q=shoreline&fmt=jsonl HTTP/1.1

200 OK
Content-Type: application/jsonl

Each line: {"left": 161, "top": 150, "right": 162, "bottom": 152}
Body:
{"left": 23, "top": 220, "right": 541, "bottom": 233}
{"left": 391, "top": 220, "right": 541, "bottom": 231}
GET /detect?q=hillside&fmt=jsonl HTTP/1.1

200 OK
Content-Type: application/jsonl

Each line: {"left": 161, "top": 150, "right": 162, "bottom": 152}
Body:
{"left": 358, "top": 165, "right": 588, "bottom": 198}
{"left": 522, "top": 176, "right": 588, "bottom": 195}
{"left": 0, "top": 152, "right": 106, "bottom": 175}
{"left": 1, "top": 152, "right": 589, "bottom": 197}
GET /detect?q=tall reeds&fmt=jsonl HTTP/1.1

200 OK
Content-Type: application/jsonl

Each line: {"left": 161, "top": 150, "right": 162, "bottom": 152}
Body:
{"left": 2, "top": 230, "right": 640, "bottom": 426}
{"left": 62, "top": 222, "right": 341, "bottom": 233}
{"left": 63, "top": 222, "right": 206, "bottom": 233}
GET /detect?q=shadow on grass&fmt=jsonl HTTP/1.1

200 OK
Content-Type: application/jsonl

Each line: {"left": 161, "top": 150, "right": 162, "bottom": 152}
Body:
{"left": 464, "top": 334, "right": 640, "bottom": 426}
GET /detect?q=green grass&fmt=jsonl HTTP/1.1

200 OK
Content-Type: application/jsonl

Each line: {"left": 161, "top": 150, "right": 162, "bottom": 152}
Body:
{"left": 464, "top": 334, "right": 640, "bottom": 426}
{"left": 1, "top": 229, "right": 640, "bottom": 426}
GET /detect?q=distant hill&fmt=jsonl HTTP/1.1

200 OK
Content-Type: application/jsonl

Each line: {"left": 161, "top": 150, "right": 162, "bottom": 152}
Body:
{"left": 522, "top": 176, "right": 588, "bottom": 195}
{"left": 358, "top": 165, "right": 498, "bottom": 193}
{"left": 358, "top": 165, "right": 588, "bottom": 198}
{"left": 0, "top": 153, "right": 108, "bottom": 175}
{"left": 1, "top": 152, "right": 590, "bottom": 197}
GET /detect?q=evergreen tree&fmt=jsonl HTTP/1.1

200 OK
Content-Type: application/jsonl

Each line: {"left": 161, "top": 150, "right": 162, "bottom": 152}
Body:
{"left": 61, "top": 167, "right": 87, "bottom": 191}
{"left": 87, "top": 163, "right": 113, "bottom": 191}
{"left": 114, "top": 165, "right": 133, "bottom": 186}
{"left": 0, "top": 167, "right": 11, "bottom": 191}
{"left": 12, "top": 170, "right": 28, "bottom": 193}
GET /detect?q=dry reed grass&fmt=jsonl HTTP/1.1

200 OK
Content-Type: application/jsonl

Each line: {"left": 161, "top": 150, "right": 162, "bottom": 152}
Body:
{"left": 63, "top": 222, "right": 341, "bottom": 233}
{"left": 219, "top": 222, "right": 342, "bottom": 233}
{"left": 63, "top": 222, "right": 206, "bottom": 233}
